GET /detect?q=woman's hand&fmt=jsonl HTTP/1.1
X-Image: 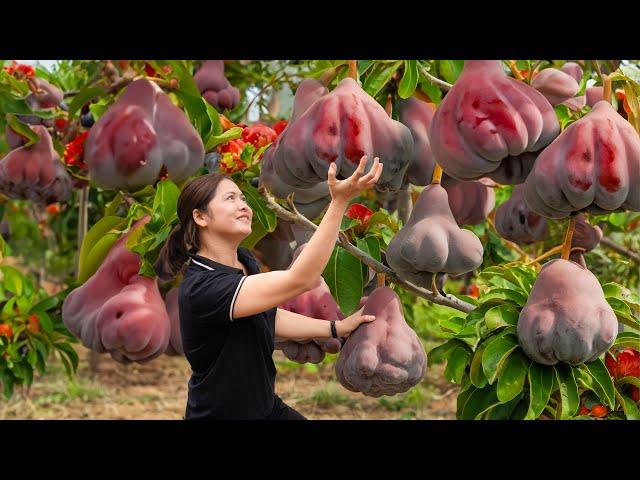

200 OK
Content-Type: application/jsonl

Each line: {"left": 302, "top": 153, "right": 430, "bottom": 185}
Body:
{"left": 327, "top": 156, "right": 383, "bottom": 204}
{"left": 336, "top": 307, "right": 376, "bottom": 338}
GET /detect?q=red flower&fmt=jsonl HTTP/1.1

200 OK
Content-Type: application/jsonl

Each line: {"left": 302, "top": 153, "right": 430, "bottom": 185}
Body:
{"left": 242, "top": 124, "right": 278, "bottom": 150}
{"left": 346, "top": 203, "right": 374, "bottom": 226}
{"left": 590, "top": 404, "right": 608, "bottom": 418}
{"left": 468, "top": 284, "right": 479, "bottom": 298}
{"left": 54, "top": 118, "right": 68, "bottom": 131}
{"left": 16, "top": 64, "right": 35, "bottom": 78}
{"left": 0, "top": 324, "right": 13, "bottom": 340}
{"left": 218, "top": 139, "right": 247, "bottom": 174}
{"left": 3, "top": 61, "right": 17, "bottom": 75}
{"left": 144, "top": 63, "right": 157, "bottom": 77}
{"left": 605, "top": 348, "right": 640, "bottom": 380}
{"left": 27, "top": 314, "right": 40, "bottom": 334}
{"left": 272, "top": 120, "right": 288, "bottom": 136}
{"left": 64, "top": 131, "right": 89, "bottom": 169}
{"left": 46, "top": 203, "right": 60, "bottom": 215}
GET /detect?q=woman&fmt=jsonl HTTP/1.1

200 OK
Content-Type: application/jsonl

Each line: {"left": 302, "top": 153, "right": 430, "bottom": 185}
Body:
{"left": 155, "top": 156, "right": 383, "bottom": 420}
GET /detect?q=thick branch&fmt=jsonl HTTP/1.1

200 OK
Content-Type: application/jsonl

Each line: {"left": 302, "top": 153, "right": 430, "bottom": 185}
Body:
{"left": 600, "top": 237, "right": 640, "bottom": 264}
{"left": 259, "top": 187, "right": 475, "bottom": 313}
{"left": 418, "top": 66, "right": 452, "bottom": 91}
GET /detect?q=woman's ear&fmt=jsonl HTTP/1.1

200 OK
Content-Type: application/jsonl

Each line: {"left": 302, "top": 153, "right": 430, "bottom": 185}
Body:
{"left": 192, "top": 208, "right": 208, "bottom": 228}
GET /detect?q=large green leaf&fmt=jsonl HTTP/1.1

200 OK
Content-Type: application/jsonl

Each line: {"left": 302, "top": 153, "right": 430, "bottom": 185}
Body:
{"left": 484, "top": 394, "right": 525, "bottom": 420}
{"left": 482, "top": 333, "right": 519, "bottom": 384}
{"left": 469, "top": 344, "right": 488, "bottom": 388}
{"left": 497, "top": 351, "right": 528, "bottom": 402}
{"left": 356, "top": 236, "right": 380, "bottom": 285}
{"left": 322, "top": 246, "right": 364, "bottom": 316}
{"left": 554, "top": 364, "right": 580, "bottom": 419}
{"left": 438, "top": 60, "right": 464, "bottom": 84}
{"left": 444, "top": 347, "right": 471, "bottom": 383}
{"left": 362, "top": 61, "right": 403, "bottom": 98}
{"left": 152, "top": 180, "right": 180, "bottom": 224}
{"left": 428, "top": 339, "right": 470, "bottom": 365}
{"left": 582, "top": 358, "right": 616, "bottom": 409}
{"left": 616, "top": 391, "right": 640, "bottom": 420}
{"left": 484, "top": 304, "right": 519, "bottom": 331}
{"left": 458, "top": 384, "right": 502, "bottom": 420}
{"left": 480, "top": 289, "right": 528, "bottom": 306}
{"left": 397, "top": 60, "right": 418, "bottom": 99}
{"left": 612, "top": 332, "right": 640, "bottom": 350}
{"left": 205, "top": 126, "right": 243, "bottom": 151}
{"left": 525, "top": 363, "right": 554, "bottom": 420}
{"left": 68, "top": 86, "right": 105, "bottom": 117}
{"left": 241, "top": 183, "right": 276, "bottom": 233}
{"left": 1, "top": 265, "right": 24, "bottom": 296}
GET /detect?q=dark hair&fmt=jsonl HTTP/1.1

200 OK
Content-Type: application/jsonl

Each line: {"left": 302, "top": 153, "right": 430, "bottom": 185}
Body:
{"left": 154, "top": 173, "right": 232, "bottom": 280}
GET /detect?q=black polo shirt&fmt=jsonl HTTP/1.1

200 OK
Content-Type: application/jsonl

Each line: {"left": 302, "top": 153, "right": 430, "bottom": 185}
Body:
{"left": 179, "top": 248, "right": 278, "bottom": 419}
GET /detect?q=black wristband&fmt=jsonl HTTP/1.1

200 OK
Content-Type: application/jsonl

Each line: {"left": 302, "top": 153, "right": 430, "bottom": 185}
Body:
{"left": 330, "top": 320, "right": 338, "bottom": 339}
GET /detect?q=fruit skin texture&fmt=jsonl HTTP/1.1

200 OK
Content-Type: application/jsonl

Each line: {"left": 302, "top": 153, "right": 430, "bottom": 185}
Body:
{"left": 62, "top": 216, "right": 172, "bottom": 364}
{"left": 428, "top": 60, "right": 560, "bottom": 181}
{"left": 444, "top": 178, "right": 496, "bottom": 226}
{"left": 532, "top": 68, "right": 580, "bottom": 105}
{"left": 397, "top": 97, "right": 436, "bottom": 186}
{"left": 386, "top": 184, "right": 484, "bottom": 283}
{"left": 486, "top": 151, "right": 539, "bottom": 185}
{"left": 495, "top": 184, "right": 548, "bottom": 244}
{"left": 0, "top": 125, "right": 73, "bottom": 205}
{"left": 84, "top": 79, "right": 205, "bottom": 190}
{"left": 27, "top": 77, "right": 64, "bottom": 109}
{"left": 571, "top": 214, "right": 603, "bottom": 253}
{"left": 523, "top": 101, "right": 640, "bottom": 219}
{"left": 193, "top": 60, "right": 240, "bottom": 111}
{"left": 560, "top": 62, "right": 583, "bottom": 83}
{"left": 259, "top": 79, "right": 331, "bottom": 219}
{"left": 335, "top": 287, "right": 427, "bottom": 397}
{"left": 268, "top": 77, "right": 413, "bottom": 192}
{"left": 163, "top": 287, "right": 184, "bottom": 356}
{"left": 586, "top": 87, "right": 604, "bottom": 107}
{"left": 517, "top": 259, "right": 618, "bottom": 366}
{"left": 274, "top": 244, "right": 344, "bottom": 363}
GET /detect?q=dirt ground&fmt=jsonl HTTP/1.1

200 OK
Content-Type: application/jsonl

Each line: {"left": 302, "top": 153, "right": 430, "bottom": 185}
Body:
{"left": 0, "top": 345, "right": 458, "bottom": 420}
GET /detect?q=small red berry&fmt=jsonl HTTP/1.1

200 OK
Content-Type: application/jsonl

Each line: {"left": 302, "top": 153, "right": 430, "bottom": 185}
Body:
{"left": 590, "top": 405, "right": 608, "bottom": 418}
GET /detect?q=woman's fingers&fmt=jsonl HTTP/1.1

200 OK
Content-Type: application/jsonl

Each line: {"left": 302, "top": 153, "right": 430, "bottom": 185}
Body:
{"left": 327, "top": 162, "right": 337, "bottom": 184}
{"left": 350, "top": 155, "right": 368, "bottom": 180}
{"left": 359, "top": 157, "right": 379, "bottom": 183}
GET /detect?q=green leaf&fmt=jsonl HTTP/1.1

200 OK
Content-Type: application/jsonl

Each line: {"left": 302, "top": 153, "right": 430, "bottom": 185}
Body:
{"left": 1, "top": 266, "right": 24, "bottom": 296}
{"left": 479, "top": 288, "right": 527, "bottom": 306}
{"left": 525, "top": 363, "right": 554, "bottom": 420}
{"left": 484, "top": 304, "right": 520, "bottom": 331}
{"left": 55, "top": 343, "right": 79, "bottom": 375}
{"left": 362, "top": 61, "right": 403, "bottom": 98}
{"left": 152, "top": 179, "right": 180, "bottom": 224}
{"left": 444, "top": 347, "right": 471, "bottom": 383}
{"left": 5, "top": 114, "right": 40, "bottom": 146}
{"left": 35, "top": 311, "right": 54, "bottom": 335}
{"left": 356, "top": 236, "right": 380, "bottom": 285}
{"left": 31, "top": 295, "right": 59, "bottom": 313}
{"left": 482, "top": 334, "right": 519, "bottom": 384}
{"left": 613, "top": 332, "right": 640, "bottom": 350}
{"left": 322, "top": 246, "right": 364, "bottom": 316}
{"left": 241, "top": 219, "right": 268, "bottom": 250}
{"left": 617, "top": 376, "right": 640, "bottom": 389}
{"left": 438, "top": 60, "right": 464, "bottom": 84}
{"left": 27, "top": 348, "right": 37, "bottom": 367}
{"left": 459, "top": 384, "right": 501, "bottom": 420}
{"left": 554, "top": 364, "right": 580, "bottom": 419}
{"left": 205, "top": 126, "right": 243, "bottom": 151}
{"left": 417, "top": 79, "right": 442, "bottom": 105}
{"left": 497, "top": 351, "right": 528, "bottom": 402}
{"left": 67, "top": 86, "right": 105, "bottom": 117}
{"left": 602, "top": 282, "right": 640, "bottom": 309}
{"left": 242, "top": 183, "right": 276, "bottom": 233}
{"left": 397, "top": 60, "right": 419, "bottom": 99}
{"left": 616, "top": 391, "right": 640, "bottom": 420}
{"left": 428, "top": 339, "right": 470, "bottom": 365}
{"left": 582, "top": 358, "right": 616, "bottom": 409}
{"left": 2, "top": 373, "right": 14, "bottom": 398}
{"left": 469, "top": 344, "right": 488, "bottom": 388}
{"left": 485, "top": 394, "right": 525, "bottom": 420}
{"left": 89, "top": 102, "right": 108, "bottom": 122}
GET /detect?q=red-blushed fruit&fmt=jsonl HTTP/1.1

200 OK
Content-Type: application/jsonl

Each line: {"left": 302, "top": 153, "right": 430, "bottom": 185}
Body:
{"left": 590, "top": 404, "right": 608, "bottom": 418}
{"left": 523, "top": 101, "right": 640, "bottom": 219}
{"left": 429, "top": 60, "right": 560, "bottom": 181}
{"left": 84, "top": 79, "right": 204, "bottom": 190}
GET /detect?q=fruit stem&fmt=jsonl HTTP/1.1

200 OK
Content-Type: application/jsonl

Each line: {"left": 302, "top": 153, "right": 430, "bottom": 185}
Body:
{"left": 431, "top": 164, "right": 443, "bottom": 184}
{"left": 603, "top": 74, "right": 612, "bottom": 105}
{"left": 385, "top": 94, "right": 393, "bottom": 117}
{"left": 561, "top": 215, "right": 577, "bottom": 260}
{"left": 377, "top": 273, "right": 386, "bottom": 288}
{"left": 320, "top": 68, "right": 338, "bottom": 87}
{"left": 348, "top": 60, "right": 358, "bottom": 80}
{"left": 525, "top": 245, "right": 563, "bottom": 266}
{"left": 507, "top": 60, "right": 524, "bottom": 81}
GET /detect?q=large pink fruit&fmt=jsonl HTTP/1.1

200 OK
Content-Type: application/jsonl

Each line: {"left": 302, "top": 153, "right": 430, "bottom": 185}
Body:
{"left": 193, "top": 60, "right": 240, "bottom": 111}
{"left": 517, "top": 259, "right": 617, "bottom": 365}
{"left": 84, "top": 79, "right": 204, "bottom": 190}
{"left": 523, "top": 101, "right": 640, "bottom": 218}
{"left": 495, "top": 185, "right": 548, "bottom": 244}
{"left": 268, "top": 77, "right": 413, "bottom": 192}
{"left": 62, "top": 217, "right": 172, "bottom": 363}
{"left": 429, "top": 60, "right": 559, "bottom": 181}
{"left": 532, "top": 68, "right": 580, "bottom": 105}
{"left": 0, "top": 125, "right": 72, "bottom": 204}
{"left": 335, "top": 287, "right": 427, "bottom": 397}
{"left": 445, "top": 178, "right": 496, "bottom": 226}
{"left": 397, "top": 97, "right": 436, "bottom": 186}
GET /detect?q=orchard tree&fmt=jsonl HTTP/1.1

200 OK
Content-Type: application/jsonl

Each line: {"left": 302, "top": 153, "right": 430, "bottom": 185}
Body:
{"left": 0, "top": 59, "right": 638, "bottom": 419}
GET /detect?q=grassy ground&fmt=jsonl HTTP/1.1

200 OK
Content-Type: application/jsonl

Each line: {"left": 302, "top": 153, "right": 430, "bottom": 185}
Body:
{"left": 0, "top": 345, "right": 457, "bottom": 420}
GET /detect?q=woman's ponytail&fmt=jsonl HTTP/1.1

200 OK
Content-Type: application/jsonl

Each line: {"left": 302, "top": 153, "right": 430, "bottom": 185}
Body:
{"left": 154, "top": 223, "right": 188, "bottom": 280}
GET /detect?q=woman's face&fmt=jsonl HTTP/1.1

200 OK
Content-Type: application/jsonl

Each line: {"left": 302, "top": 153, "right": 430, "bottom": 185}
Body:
{"left": 195, "top": 179, "right": 253, "bottom": 239}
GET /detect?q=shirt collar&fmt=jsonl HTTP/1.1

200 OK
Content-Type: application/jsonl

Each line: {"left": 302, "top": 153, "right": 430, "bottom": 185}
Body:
{"left": 187, "top": 249, "right": 252, "bottom": 274}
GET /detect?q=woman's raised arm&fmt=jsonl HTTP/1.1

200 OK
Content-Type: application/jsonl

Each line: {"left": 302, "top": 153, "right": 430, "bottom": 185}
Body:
{"left": 232, "top": 156, "right": 383, "bottom": 319}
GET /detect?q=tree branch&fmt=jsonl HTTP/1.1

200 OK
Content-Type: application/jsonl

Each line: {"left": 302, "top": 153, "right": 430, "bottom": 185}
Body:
{"left": 600, "top": 237, "right": 640, "bottom": 264}
{"left": 259, "top": 187, "right": 475, "bottom": 313}
{"left": 418, "top": 66, "right": 452, "bottom": 91}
